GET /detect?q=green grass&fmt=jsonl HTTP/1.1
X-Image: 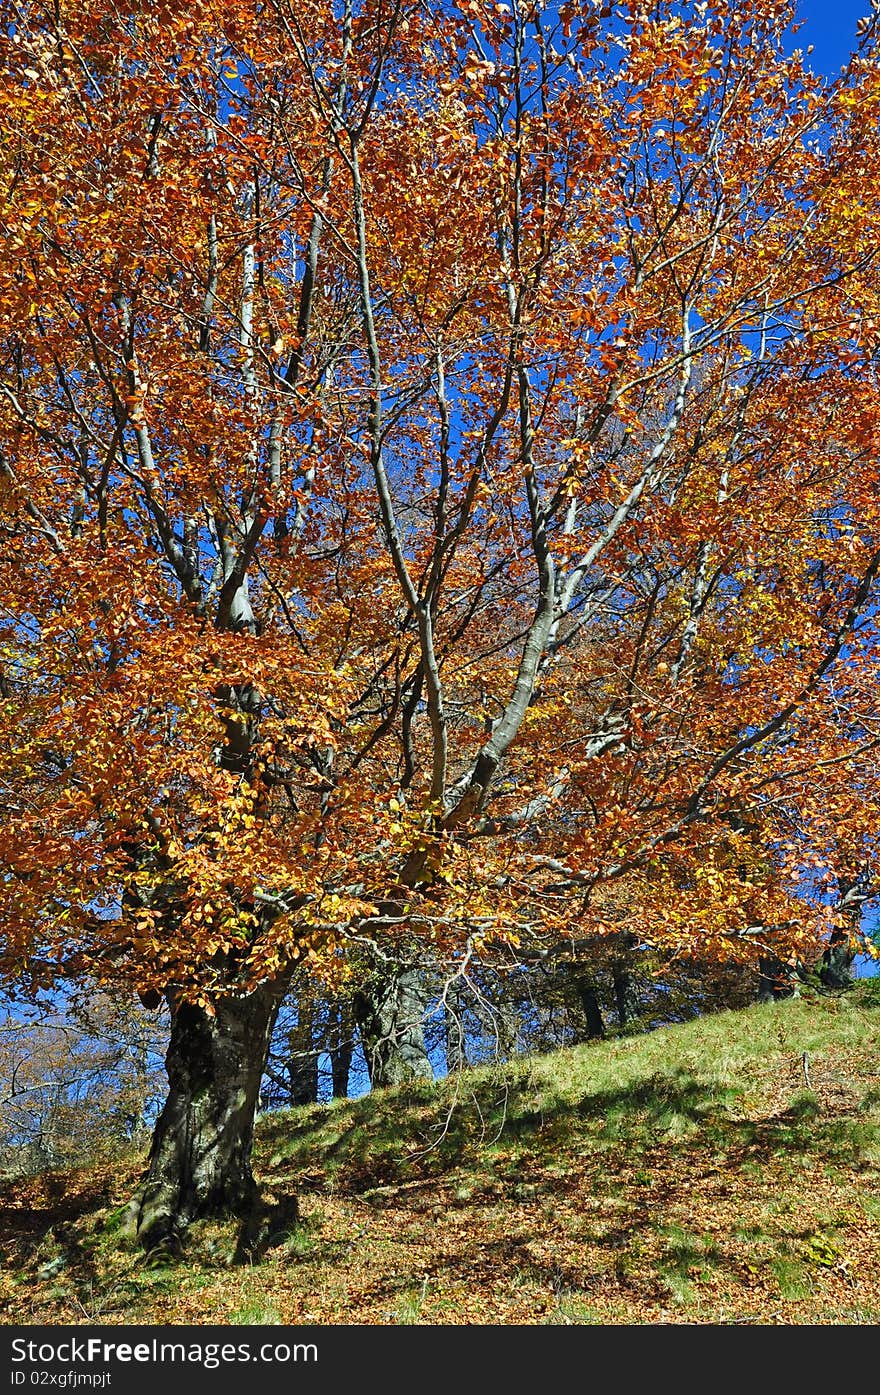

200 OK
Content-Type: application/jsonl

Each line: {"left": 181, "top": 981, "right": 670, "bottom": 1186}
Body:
{"left": 770, "top": 1256, "right": 812, "bottom": 1300}
{"left": 256, "top": 984, "right": 880, "bottom": 1188}
{"left": 227, "top": 1300, "right": 283, "bottom": 1325}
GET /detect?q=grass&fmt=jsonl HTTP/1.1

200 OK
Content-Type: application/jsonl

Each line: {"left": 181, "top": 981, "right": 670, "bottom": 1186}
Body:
{"left": 227, "top": 1300, "right": 283, "bottom": 1325}
{"left": 2, "top": 981, "right": 880, "bottom": 1324}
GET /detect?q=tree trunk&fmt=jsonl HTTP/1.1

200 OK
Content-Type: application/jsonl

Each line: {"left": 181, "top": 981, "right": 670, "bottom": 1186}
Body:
{"left": 612, "top": 964, "right": 640, "bottom": 1029}
{"left": 757, "top": 954, "right": 795, "bottom": 1002}
{"left": 573, "top": 973, "right": 606, "bottom": 1040}
{"left": 484, "top": 991, "right": 518, "bottom": 1060}
{"left": 819, "top": 928, "right": 855, "bottom": 990}
{"left": 328, "top": 999, "right": 354, "bottom": 1099}
{"left": 353, "top": 960, "right": 433, "bottom": 1089}
{"left": 820, "top": 875, "right": 861, "bottom": 990}
{"left": 287, "top": 993, "right": 319, "bottom": 1107}
{"left": 129, "top": 983, "right": 283, "bottom": 1250}
{"left": 444, "top": 978, "right": 467, "bottom": 1074}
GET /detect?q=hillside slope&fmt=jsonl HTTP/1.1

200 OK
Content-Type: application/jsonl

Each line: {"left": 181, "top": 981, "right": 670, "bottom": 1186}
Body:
{"left": 2, "top": 984, "right": 879, "bottom": 1325}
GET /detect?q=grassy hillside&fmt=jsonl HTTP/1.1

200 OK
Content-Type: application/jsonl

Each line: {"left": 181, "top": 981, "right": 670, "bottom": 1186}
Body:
{"left": 2, "top": 983, "right": 880, "bottom": 1325}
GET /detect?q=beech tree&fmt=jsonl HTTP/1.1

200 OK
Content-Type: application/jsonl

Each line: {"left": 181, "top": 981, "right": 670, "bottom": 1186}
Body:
{"left": 3, "top": 0, "right": 880, "bottom": 1248}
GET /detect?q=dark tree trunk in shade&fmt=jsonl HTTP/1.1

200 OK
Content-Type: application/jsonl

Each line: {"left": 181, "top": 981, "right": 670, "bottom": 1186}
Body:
{"left": 819, "top": 927, "right": 856, "bottom": 989}
{"left": 612, "top": 964, "right": 640, "bottom": 1028}
{"left": 128, "top": 982, "right": 283, "bottom": 1249}
{"left": 328, "top": 999, "right": 355, "bottom": 1099}
{"left": 573, "top": 974, "right": 606, "bottom": 1040}
{"left": 757, "top": 954, "right": 795, "bottom": 1002}
{"left": 819, "top": 875, "right": 859, "bottom": 990}
{"left": 287, "top": 994, "right": 319, "bottom": 1107}
{"left": 353, "top": 960, "right": 433, "bottom": 1088}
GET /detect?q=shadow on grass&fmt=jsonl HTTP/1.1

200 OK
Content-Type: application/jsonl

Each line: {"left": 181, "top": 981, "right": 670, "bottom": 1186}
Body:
{"left": 257, "top": 1061, "right": 880, "bottom": 1205}
{"left": 9, "top": 1061, "right": 871, "bottom": 1284}
{"left": 232, "top": 1191, "right": 302, "bottom": 1265}
{"left": 0, "top": 1166, "right": 120, "bottom": 1272}
{"left": 256, "top": 1068, "right": 745, "bottom": 1193}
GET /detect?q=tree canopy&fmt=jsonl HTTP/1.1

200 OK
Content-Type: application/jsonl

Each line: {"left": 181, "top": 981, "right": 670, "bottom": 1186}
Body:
{"left": 2, "top": 0, "right": 880, "bottom": 1242}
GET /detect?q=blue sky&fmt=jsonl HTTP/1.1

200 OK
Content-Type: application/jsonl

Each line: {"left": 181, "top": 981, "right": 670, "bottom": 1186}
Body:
{"left": 793, "top": 0, "right": 870, "bottom": 73}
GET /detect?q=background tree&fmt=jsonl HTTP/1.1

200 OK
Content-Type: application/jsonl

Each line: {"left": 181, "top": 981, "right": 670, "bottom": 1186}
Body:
{"left": 0, "top": 992, "right": 167, "bottom": 1176}
{"left": 2, "top": 0, "right": 880, "bottom": 1249}
{"left": 261, "top": 976, "right": 359, "bottom": 1107}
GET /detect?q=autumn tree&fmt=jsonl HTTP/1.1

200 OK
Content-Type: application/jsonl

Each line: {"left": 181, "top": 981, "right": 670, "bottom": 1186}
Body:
{"left": 3, "top": 0, "right": 880, "bottom": 1249}
{"left": 0, "top": 992, "right": 166, "bottom": 1176}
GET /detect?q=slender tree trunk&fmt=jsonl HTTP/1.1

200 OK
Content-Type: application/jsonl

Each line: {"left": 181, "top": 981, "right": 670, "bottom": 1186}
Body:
{"left": 353, "top": 959, "right": 433, "bottom": 1088}
{"left": 128, "top": 982, "right": 283, "bottom": 1250}
{"left": 328, "top": 999, "right": 354, "bottom": 1099}
{"left": 444, "top": 978, "right": 467, "bottom": 1074}
{"left": 470, "top": 989, "right": 518, "bottom": 1059}
{"left": 287, "top": 993, "right": 319, "bottom": 1107}
{"left": 480, "top": 990, "right": 518, "bottom": 1060}
{"left": 573, "top": 973, "right": 606, "bottom": 1040}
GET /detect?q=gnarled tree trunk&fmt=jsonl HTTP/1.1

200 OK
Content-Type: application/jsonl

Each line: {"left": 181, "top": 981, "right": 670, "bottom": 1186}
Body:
{"left": 354, "top": 959, "right": 433, "bottom": 1089}
{"left": 129, "top": 982, "right": 283, "bottom": 1250}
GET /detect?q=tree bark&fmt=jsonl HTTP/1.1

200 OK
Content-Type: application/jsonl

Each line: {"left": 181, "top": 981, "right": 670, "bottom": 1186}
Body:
{"left": 612, "top": 964, "right": 640, "bottom": 1028}
{"left": 328, "top": 999, "right": 354, "bottom": 1099}
{"left": 353, "top": 960, "right": 433, "bottom": 1089}
{"left": 573, "top": 973, "right": 606, "bottom": 1040}
{"left": 444, "top": 978, "right": 467, "bottom": 1074}
{"left": 287, "top": 993, "right": 319, "bottom": 1107}
{"left": 757, "top": 953, "right": 795, "bottom": 1002}
{"left": 819, "top": 928, "right": 855, "bottom": 990}
{"left": 819, "top": 875, "right": 860, "bottom": 990}
{"left": 128, "top": 982, "right": 283, "bottom": 1250}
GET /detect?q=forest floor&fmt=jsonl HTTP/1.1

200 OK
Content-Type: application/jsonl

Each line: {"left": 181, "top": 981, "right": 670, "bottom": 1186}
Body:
{"left": 2, "top": 982, "right": 880, "bottom": 1325}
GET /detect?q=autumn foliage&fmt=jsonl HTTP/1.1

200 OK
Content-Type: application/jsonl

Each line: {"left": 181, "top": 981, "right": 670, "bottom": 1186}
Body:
{"left": 2, "top": 0, "right": 880, "bottom": 1238}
